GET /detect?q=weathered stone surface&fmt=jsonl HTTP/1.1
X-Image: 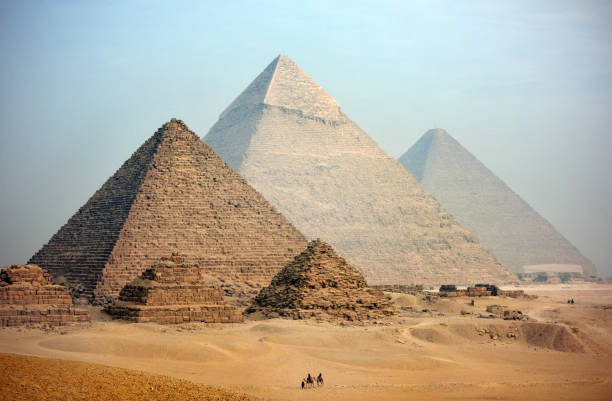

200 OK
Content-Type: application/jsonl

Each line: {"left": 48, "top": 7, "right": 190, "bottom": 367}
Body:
{"left": 105, "top": 255, "right": 243, "bottom": 324}
{"left": 399, "top": 128, "right": 597, "bottom": 276}
{"left": 247, "top": 240, "right": 398, "bottom": 322}
{"left": 371, "top": 284, "right": 424, "bottom": 295}
{"left": 0, "top": 264, "right": 89, "bottom": 327}
{"left": 440, "top": 284, "right": 498, "bottom": 297}
{"left": 29, "top": 119, "right": 307, "bottom": 303}
{"left": 439, "top": 283, "right": 533, "bottom": 299}
{"left": 205, "top": 55, "right": 515, "bottom": 286}
{"left": 486, "top": 305, "right": 527, "bottom": 320}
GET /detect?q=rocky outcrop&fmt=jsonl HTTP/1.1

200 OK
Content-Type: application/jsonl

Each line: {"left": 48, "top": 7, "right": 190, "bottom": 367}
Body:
{"left": 105, "top": 256, "right": 243, "bottom": 324}
{"left": 247, "top": 240, "right": 397, "bottom": 323}
{"left": 205, "top": 55, "right": 515, "bottom": 286}
{"left": 29, "top": 118, "right": 307, "bottom": 303}
{"left": 0, "top": 264, "right": 89, "bottom": 327}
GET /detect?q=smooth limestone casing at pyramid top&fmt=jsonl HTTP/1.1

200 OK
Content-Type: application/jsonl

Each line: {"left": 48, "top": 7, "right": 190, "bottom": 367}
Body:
{"left": 398, "top": 128, "right": 597, "bottom": 276}
{"left": 29, "top": 119, "right": 307, "bottom": 303}
{"left": 205, "top": 55, "right": 516, "bottom": 285}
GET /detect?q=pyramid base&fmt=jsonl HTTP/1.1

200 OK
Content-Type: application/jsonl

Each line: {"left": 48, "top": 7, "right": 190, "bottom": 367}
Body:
{"left": 105, "top": 303, "right": 244, "bottom": 324}
{"left": 0, "top": 305, "right": 90, "bottom": 328}
{"left": 250, "top": 305, "right": 397, "bottom": 323}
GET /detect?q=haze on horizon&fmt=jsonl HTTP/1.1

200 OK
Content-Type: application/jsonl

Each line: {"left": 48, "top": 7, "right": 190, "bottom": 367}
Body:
{"left": 0, "top": 1, "right": 611, "bottom": 276}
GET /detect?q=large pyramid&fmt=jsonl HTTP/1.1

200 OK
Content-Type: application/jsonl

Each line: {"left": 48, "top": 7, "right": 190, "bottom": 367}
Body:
{"left": 29, "top": 119, "right": 307, "bottom": 303}
{"left": 399, "top": 128, "right": 597, "bottom": 276}
{"left": 205, "top": 55, "right": 515, "bottom": 285}
{"left": 248, "top": 240, "right": 398, "bottom": 322}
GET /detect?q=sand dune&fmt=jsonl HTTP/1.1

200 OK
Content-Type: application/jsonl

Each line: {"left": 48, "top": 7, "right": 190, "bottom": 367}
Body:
{"left": 0, "top": 284, "right": 611, "bottom": 400}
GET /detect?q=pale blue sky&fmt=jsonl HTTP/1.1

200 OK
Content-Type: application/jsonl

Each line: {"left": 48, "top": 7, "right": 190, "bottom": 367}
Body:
{"left": 1, "top": 1, "right": 611, "bottom": 276}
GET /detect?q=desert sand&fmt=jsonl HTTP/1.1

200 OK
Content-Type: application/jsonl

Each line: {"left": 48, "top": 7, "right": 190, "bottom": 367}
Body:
{"left": 1, "top": 283, "right": 611, "bottom": 401}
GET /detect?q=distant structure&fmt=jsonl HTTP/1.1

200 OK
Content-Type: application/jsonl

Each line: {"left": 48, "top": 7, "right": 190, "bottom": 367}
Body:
{"left": 0, "top": 264, "right": 89, "bottom": 327}
{"left": 29, "top": 119, "right": 307, "bottom": 303}
{"left": 105, "top": 255, "right": 243, "bottom": 324}
{"left": 399, "top": 128, "right": 597, "bottom": 276}
{"left": 247, "top": 240, "right": 397, "bottom": 322}
{"left": 205, "top": 55, "right": 515, "bottom": 285}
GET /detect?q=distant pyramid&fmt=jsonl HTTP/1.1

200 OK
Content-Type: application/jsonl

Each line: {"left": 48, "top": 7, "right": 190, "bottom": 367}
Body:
{"left": 29, "top": 119, "right": 307, "bottom": 303}
{"left": 399, "top": 128, "right": 597, "bottom": 276}
{"left": 205, "top": 55, "right": 515, "bottom": 285}
{"left": 247, "top": 240, "right": 398, "bottom": 322}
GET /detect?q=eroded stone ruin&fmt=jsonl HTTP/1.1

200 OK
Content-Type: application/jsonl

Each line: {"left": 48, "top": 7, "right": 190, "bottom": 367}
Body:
{"left": 105, "top": 255, "right": 243, "bottom": 324}
{"left": 439, "top": 284, "right": 532, "bottom": 299}
{"left": 205, "top": 55, "right": 516, "bottom": 286}
{"left": 29, "top": 118, "right": 307, "bottom": 303}
{"left": 0, "top": 264, "right": 89, "bottom": 327}
{"left": 247, "top": 240, "right": 398, "bottom": 322}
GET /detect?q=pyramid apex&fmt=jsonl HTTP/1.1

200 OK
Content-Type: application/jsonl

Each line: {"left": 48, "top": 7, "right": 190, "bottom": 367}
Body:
{"left": 167, "top": 117, "right": 186, "bottom": 127}
{"left": 425, "top": 128, "right": 450, "bottom": 138}
{"left": 219, "top": 55, "right": 343, "bottom": 122}
{"left": 156, "top": 118, "right": 192, "bottom": 136}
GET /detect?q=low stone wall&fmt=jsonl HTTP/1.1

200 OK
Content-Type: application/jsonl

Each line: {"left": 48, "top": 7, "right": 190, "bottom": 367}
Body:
{"left": 439, "top": 284, "right": 497, "bottom": 297}
{"left": 0, "top": 285, "right": 72, "bottom": 306}
{"left": 439, "top": 284, "right": 533, "bottom": 299}
{"left": 107, "top": 304, "right": 243, "bottom": 324}
{"left": 498, "top": 289, "right": 532, "bottom": 298}
{"left": 370, "top": 284, "right": 424, "bottom": 294}
{"left": 0, "top": 306, "right": 89, "bottom": 327}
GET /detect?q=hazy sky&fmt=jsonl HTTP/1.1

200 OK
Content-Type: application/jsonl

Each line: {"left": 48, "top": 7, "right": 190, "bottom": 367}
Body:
{"left": 1, "top": 1, "right": 611, "bottom": 276}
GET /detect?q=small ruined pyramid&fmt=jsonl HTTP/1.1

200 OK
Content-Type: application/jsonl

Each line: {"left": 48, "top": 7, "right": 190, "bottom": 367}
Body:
{"left": 206, "top": 55, "right": 515, "bottom": 285}
{"left": 399, "top": 128, "right": 597, "bottom": 276}
{"left": 29, "top": 119, "right": 307, "bottom": 303}
{"left": 248, "top": 240, "right": 397, "bottom": 322}
{"left": 0, "top": 264, "right": 90, "bottom": 327}
{"left": 105, "top": 255, "right": 243, "bottom": 324}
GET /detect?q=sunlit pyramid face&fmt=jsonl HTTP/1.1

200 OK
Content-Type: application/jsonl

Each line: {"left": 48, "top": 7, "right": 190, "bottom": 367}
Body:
{"left": 205, "top": 55, "right": 516, "bottom": 286}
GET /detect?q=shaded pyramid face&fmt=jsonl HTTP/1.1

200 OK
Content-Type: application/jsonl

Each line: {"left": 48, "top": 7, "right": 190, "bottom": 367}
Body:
{"left": 29, "top": 119, "right": 307, "bottom": 302}
{"left": 249, "top": 240, "right": 398, "bottom": 322}
{"left": 399, "top": 128, "right": 597, "bottom": 276}
{"left": 205, "top": 55, "right": 515, "bottom": 285}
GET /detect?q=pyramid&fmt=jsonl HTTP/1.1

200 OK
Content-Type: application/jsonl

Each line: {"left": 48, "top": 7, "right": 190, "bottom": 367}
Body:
{"left": 399, "top": 128, "right": 597, "bottom": 276}
{"left": 247, "top": 240, "right": 398, "bottom": 322}
{"left": 0, "top": 264, "right": 90, "bottom": 327}
{"left": 105, "top": 255, "right": 243, "bottom": 324}
{"left": 29, "top": 119, "right": 307, "bottom": 303}
{"left": 205, "top": 55, "right": 515, "bottom": 285}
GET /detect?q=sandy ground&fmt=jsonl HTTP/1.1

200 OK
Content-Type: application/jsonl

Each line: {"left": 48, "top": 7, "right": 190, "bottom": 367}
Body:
{"left": 0, "top": 283, "right": 611, "bottom": 401}
{"left": 0, "top": 353, "right": 258, "bottom": 401}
